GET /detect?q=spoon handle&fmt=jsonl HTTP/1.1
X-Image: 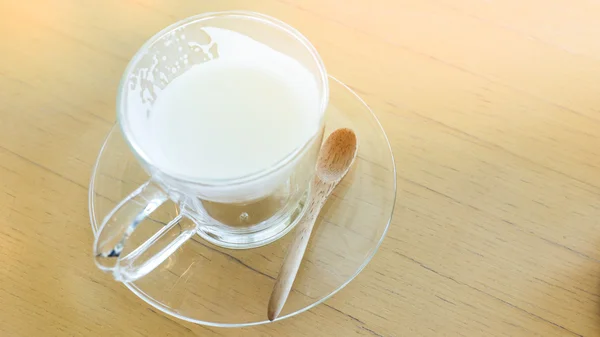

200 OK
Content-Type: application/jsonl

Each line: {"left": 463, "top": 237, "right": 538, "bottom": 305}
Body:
{"left": 267, "top": 189, "right": 326, "bottom": 321}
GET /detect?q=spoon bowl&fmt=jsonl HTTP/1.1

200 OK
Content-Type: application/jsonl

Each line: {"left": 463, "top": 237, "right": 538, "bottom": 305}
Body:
{"left": 316, "top": 128, "right": 358, "bottom": 182}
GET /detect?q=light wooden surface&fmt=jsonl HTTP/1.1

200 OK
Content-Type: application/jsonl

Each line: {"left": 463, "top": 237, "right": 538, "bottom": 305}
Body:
{"left": 1, "top": 0, "right": 600, "bottom": 336}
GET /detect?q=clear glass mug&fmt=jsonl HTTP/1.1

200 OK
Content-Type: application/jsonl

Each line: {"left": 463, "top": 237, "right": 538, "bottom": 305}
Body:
{"left": 94, "top": 11, "right": 329, "bottom": 282}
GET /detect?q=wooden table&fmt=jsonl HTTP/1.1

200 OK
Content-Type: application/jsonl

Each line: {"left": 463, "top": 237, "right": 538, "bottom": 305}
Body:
{"left": 2, "top": 1, "right": 599, "bottom": 336}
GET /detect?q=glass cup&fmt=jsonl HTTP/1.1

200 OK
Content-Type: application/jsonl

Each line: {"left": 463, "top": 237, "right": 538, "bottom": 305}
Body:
{"left": 94, "top": 11, "right": 329, "bottom": 282}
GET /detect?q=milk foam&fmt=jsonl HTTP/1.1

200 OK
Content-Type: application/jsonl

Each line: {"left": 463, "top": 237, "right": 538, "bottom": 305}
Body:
{"left": 146, "top": 27, "right": 321, "bottom": 181}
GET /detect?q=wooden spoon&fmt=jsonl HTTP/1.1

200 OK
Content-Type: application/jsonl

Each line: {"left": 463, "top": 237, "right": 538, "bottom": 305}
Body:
{"left": 268, "top": 128, "right": 358, "bottom": 321}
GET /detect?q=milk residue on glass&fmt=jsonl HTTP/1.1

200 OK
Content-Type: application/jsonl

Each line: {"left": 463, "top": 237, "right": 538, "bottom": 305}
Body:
{"left": 129, "top": 27, "right": 321, "bottom": 183}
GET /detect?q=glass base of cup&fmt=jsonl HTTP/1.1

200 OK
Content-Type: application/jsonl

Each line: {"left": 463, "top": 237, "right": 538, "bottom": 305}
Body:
{"left": 189, "top": 190, "right": 309, "bottom": 249}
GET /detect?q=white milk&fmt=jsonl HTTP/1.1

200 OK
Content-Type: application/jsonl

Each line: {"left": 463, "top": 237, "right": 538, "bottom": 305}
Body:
{"left": 146, "top": 27, "right": 321, "bottom": 184}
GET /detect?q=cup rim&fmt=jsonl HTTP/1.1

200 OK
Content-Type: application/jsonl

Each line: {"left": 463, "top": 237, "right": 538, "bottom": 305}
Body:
{"left": 116, "top": 10, "right": 329, "bottom": 187}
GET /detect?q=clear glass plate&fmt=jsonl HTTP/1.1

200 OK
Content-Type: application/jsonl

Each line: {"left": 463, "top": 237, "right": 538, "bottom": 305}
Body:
{"left": 89, "top": 76, "right": 396, "bottom": 327}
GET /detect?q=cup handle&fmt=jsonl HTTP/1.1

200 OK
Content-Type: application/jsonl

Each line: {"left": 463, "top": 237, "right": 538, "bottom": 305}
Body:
{"left": 93, "top": 181, "right": 198, "bottom": 282}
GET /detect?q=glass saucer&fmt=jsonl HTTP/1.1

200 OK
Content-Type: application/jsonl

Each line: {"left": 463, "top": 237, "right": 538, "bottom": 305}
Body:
{"left": 89, "top": 76, "right": 396, "bottom": 327}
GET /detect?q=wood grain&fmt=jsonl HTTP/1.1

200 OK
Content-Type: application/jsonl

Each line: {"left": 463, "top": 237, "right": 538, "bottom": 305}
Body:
{"left": 1, "top": 0, "right": 600, "bottom": 336}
